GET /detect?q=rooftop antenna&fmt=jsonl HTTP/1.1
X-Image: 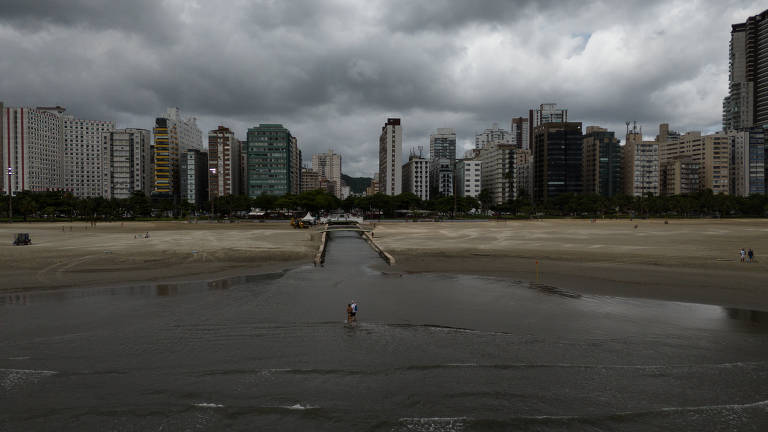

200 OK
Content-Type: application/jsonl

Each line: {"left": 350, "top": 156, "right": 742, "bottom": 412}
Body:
{"left": 633, "top": 120, "right": 638, "bottom": 134}
{"left": 417, "top": 145, "right": 424, "bottom": 158}
{"left": 625, "top": 121, "right": 630, "bottom": 136}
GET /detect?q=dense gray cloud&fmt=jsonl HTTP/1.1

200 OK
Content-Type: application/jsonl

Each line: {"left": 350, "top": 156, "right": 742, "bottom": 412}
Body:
{"left": 0, "top": 0, "right": 763, "bottom": 176}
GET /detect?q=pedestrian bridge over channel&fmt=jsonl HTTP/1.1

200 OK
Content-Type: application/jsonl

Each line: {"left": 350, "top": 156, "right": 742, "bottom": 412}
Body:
{"left": 320, "top": 223, "right": 373, "bottom": 233}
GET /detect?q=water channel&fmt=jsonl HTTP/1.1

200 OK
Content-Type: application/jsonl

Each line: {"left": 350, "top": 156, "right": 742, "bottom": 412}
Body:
{"left": 2, "top": 231, "right": 768, "bottom": 431}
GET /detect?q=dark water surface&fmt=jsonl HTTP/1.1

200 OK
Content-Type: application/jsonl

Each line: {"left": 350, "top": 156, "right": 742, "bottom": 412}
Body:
{"left": 2, "top": 232, "right": 768, "bottom": 431}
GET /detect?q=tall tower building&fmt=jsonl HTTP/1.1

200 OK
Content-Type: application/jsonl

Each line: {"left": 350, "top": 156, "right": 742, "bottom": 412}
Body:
{"left": 378, "top": 118, "right": 402, "bottom": 195}
{"left": 246, "top": 124, "right": 299, "bottom": 197}
{"left": 311, "top": 150, "right": 342, "bottom": 197}
{"left": 582, "top": 126, "right": 622, "bottom": 197}
{"left": 510, "top": 117, "right": 529, "bottom": 150}
{"left": 62, "top": 113, "right": 115, "bottom": 197}
{"left": 429, "top": 128, "right": 456, "bottom": 197}
{"left": 455, "top": 159, "right": 482, "bottom": 198}
{"left": 623, "top": 125, "right": 660, "bottom": 197}
{"left": 723, "top": 9, "right": 768, "bottom": 130}
{"left": 208, "top": 126, "right": 241, "bottom": 200}
{"left": 102, "top": 128, "right": 152, "bottom": 199}
{"left": 2, "top": 105, "right": 66, "bottom": 194}
{"left": 180, "top": 149, "right": 208, "bottom": 206}
{"left": 152, "top": 107, "right": 202, "bottom": 199}
{"left": 532, "top": 122, "right": 583, "bottom": 202}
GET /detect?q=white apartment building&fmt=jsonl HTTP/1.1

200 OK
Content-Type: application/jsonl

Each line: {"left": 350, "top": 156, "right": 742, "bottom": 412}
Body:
{"left": 208, "top": 126, "right": 241, "bottom": 199}
{"left": 312, "top": 150, "right": 342, "bottom": 197}
{"left": 378, "top": 118, "right": 402, "bottom": 195}
{"left": 623, "top": 130, "right": 660, "bottom": 197}
{"left": 153, "top": 107, "right": 202, "bottom": 198}
{"left": 455, "top": 159, "right": 481, "bottom": 198}
{"left": 2, "top": 105, "right": 66, "bottom": 194}
{"left": 474, "top": 123, "right": 512, "bottom": 150}
{"left": 476, "top": 141, "right": 515, "bottom": 205}
{"left": 102, "top": 128, "right": 152, "bottom": 199}
{"left": 402, "top": 155, "right": 429, "bottom": 201}
{"left": 63, "top": 114, "right": 115, "bottom": 197}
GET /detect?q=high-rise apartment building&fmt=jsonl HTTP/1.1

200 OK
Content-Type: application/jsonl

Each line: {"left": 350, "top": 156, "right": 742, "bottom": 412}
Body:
{"left": 429, "top": 128, "right": 456, "bottom": 197}
{"left": 429, "top": 128, "right": 456, "bottom": 160}
{"left": 246, "top": 124, "right": 300, "bottom": 197}
{"left": 581, "top": 126, "right": 622, "bottom": 197}
{"left": 532, "top": 122, "right": 583, "bottom": 202}
{"left": 311, "top": 150, "right": 342, "bottom": 197}
{"left": 378, "top": 118, "right": 402, "bottom": 195}
{"left": 2, "top": 105, "right": 65, "bottom": 194}
{"left": 180, "top": 149, "right": 208, "bottom": 206}
{"left": 476, "top": 142, "right": 515, "bottom": 205}
{"left": 152, "top": 108, "right": 202, "bottom": 199}
{"left": 402, "top": 154, "right": 429, "bottom": 201}
{"left": 510, "top": 117, "right": 529, "bottom": 150}
{"left": 723, "top": 9, "right": 768, "bottom": 130}
{"left": 659, "top": 130, "right": 730, "bottom": 194}
{"left": 623, "top": 126, "right": 660, "bottom": 197}
{"left": 729, "top": 128, "right": 766, "bottom": 196}
{"left": 455, "top": 159, "right": 482, "bottom": 198}
{"left": 661, "top": 157, "right": 701, "bottom": 196}
{"left": 474, "top": 123, "right": 512, "bottom": 150}
{"left": 102, "top": 128, "right": 152, "bottom": 199}
{"left": 63, "top": 114, "right": 115, "bottom": 197}
{"left": 208, "top": 126, "right": 241, "bottom": 200}
{"left": 300, "top": 168, "right": 321, "bottom": 192}
{"left": 513, "top": 149, "right": 532, "bottom": 197}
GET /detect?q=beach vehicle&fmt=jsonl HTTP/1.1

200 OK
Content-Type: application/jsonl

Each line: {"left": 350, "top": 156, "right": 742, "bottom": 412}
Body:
{"left": 13, "top": 233, "right": 31, "bottom": 246}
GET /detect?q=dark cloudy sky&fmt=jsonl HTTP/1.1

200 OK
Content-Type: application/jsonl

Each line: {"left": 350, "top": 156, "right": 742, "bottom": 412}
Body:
{"left": 0, "top": 1, "right": 762, "bottom": 176}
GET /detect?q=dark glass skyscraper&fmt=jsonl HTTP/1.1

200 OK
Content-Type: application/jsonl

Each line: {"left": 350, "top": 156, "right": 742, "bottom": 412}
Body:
{"left": 532, "top": 122, "right": 583, "bottom": 202}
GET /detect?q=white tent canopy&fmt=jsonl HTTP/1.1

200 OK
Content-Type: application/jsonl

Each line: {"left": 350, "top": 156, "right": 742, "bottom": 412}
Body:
{"left": 301, "top": 212, "right": 316, "bottom": 223}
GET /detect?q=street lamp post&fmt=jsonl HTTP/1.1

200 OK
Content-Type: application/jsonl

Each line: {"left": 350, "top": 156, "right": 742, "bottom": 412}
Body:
{"left": 7, "top": 167, "right": 13, "bottom": 224}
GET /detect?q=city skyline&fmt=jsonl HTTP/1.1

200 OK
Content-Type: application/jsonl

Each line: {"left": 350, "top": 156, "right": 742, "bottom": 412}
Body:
{"left": 0, "top": 1, "right": 764, "bottom": 176}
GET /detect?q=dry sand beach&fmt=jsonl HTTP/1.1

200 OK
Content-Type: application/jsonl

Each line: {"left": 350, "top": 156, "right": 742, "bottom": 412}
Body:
{"left": 373, "top": 219, "right": 768, "bottom": 310}
{"left": 0, "top": 221, "right": 318, "bottom": 291}
{"left": 2, "top": 219, "right": 767, "bottom": 309}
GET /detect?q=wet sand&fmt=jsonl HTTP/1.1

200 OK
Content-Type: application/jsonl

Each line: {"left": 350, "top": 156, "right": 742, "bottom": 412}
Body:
{"left": 372, "top": 219, "right": 768, "bottom": 310}
{"left": 0, "top": 221, "right": 319, "bottom": 291}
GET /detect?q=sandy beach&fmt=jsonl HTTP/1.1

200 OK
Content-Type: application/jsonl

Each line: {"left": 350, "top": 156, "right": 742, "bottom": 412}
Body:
{"left": 2, "top": 218, "right": 767, "bottom": 309}
{"left": 0, "top": 221, "right": 319, "bottom": 291}
{"left": 372, "top": 219, "right": 768, "bottom": 310}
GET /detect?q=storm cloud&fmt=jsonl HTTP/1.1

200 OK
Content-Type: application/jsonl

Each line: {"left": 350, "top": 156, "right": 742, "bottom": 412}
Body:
{"left": 0, "top": 0, "right": 762, "bottom": 176}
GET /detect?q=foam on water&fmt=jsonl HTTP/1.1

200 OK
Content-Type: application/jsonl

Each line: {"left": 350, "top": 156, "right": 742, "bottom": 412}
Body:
{"left": 193, "top": 402, "right": 225, "bottom": 408}
{"left": 0, "top": 368, "right": 57, "bottom": 391}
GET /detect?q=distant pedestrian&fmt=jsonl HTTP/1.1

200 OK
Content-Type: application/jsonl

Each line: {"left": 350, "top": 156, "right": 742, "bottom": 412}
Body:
{"left": 739, "top": 248, "right": 746, "bottom": 263}
{"left": 748, "top": 248, "right": 754, "bottom": 263}
{"left": 350, "top": 301, "right": 358, "bottom": 323}
{"left": 346, "top": 303, "right": 352, "bottom": 323}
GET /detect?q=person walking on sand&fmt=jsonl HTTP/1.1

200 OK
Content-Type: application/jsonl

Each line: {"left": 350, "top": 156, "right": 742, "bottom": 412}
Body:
{"left": 748, "top": 248, "right": 754, "bottom": 263}
{"left": 346, "top": 303, "right": 353, "bottom": 323}
{"left": 740, "top": 248, "right": 746, "bottom": 263}
{"left": 350, "top": 301, "right": 358, "bottom": 323}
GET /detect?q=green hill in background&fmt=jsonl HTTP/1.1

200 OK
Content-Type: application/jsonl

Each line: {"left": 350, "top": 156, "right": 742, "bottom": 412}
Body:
{"left": 341, "top": 174, "right": 371, "bottom": 194}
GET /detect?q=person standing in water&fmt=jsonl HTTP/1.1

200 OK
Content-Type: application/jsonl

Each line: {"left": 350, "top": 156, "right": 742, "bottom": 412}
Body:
{"left": 346, "top": 303, "right": 353, "bottom": 323}
{"left": 350, "top": 301, "right": 358, "bottom": 323}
